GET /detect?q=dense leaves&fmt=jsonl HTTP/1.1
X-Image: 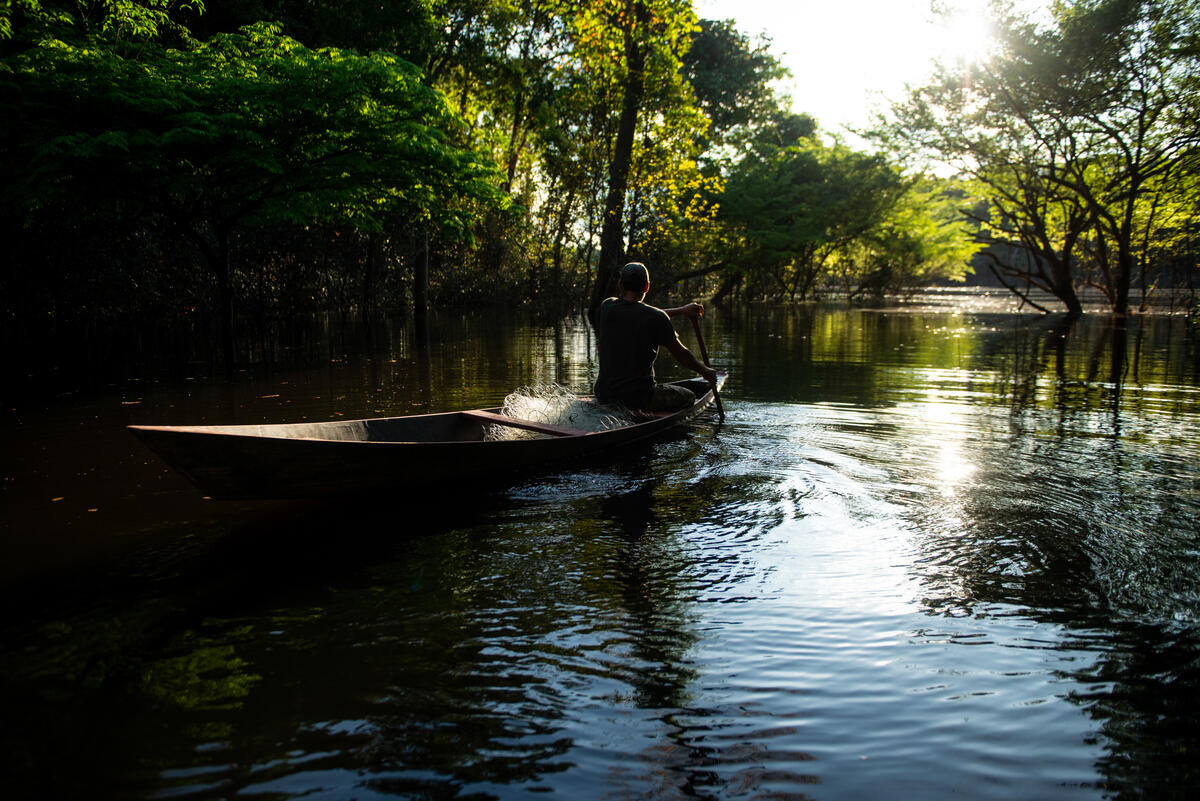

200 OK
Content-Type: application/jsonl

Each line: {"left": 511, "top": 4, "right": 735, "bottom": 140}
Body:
{"left": 719, "top": 130, "right": 968, "bottom": 303}
{"left": 683, "top": 18, "right": 787, "bottom": 158}
{"left": 8, "top": 25, "right": 496, "bottom": 230}
{"left": 2, "top": 11, "right": 502, "bottom": 361}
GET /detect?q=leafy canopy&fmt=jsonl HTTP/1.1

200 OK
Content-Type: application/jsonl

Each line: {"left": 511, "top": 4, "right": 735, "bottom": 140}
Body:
{"left": 3, "top": 21, "right": 504, "bottom": 237}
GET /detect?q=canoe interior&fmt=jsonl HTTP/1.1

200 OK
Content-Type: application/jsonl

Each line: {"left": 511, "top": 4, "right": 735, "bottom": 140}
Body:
{"left": 145, "top": 411, "right": 494, "bottom": 444}
{"left": 133, "top": 377, "right": 722, "bottom": 445}
{"left": 127, "top": 375, "right": 724, "bottom": 498}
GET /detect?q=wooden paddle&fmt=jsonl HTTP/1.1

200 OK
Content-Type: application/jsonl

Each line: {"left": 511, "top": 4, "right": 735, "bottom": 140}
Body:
{"left": 690, "top": 316, "right": 725, "bottom": 422}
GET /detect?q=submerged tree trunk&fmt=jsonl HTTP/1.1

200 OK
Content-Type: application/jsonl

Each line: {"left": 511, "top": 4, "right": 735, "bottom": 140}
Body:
{"left": 169, "top": 210, "right": 238, "bottom": 370}
{"left": 1048, "top": 258, "right": 1083, "bottom": 319}
{"left": 215, "top": 243, "right": 235, "bottom": 370}
{"left": 361, "top": 233, "right": 377, "bottom": 314}
{"left": 413, "top": 228, "right": 431, "bottom": 355}
{"left": 712, "top": 271, "right": 743, "bottom": 305}
{"left": 1113, "top": 244, "right": 1134, "bottom": 317}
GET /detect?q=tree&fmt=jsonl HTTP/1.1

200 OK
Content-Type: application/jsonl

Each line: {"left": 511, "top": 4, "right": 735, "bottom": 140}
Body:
{"left": 720, "top": 133, "right": 908, "bottom": 301}
{"left": 878, "top": 0, "right": 1200, "bottom": 316}
{"left": 624, "top": 17, "right": 787, "bottom": 291}
{"left": 2, "top": 21, "right": 503, "bottom": 363}
{"left": 681, "top": 18, "right": 787, "bottom": 162}
{"left": 577, "top": 0, "right": 699, "bottom": 322}
{"left": 835, "top": 178, "right": 978, "bottom": 300}
{"left": 1, "top": 0, "right": 206, "bottom": 49}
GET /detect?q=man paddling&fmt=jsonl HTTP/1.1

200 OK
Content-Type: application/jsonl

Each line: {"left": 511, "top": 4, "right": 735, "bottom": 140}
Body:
{"left": 594, "top": 262, "right": 719, "bottom": 411}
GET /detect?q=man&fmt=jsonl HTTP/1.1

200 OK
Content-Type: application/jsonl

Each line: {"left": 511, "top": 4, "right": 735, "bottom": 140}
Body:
{"left": 594, "top": 261, "right": 719, "bottom": 411}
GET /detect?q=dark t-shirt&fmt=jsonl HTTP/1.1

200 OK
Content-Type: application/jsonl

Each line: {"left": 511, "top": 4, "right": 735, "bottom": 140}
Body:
{"left": 594, "top": 297, "right": 680, "bottom": 407}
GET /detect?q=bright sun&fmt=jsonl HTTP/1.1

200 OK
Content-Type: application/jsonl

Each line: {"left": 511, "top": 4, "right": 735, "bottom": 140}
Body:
{"left": 695, "top": 0, "right": 1008, "bottom": 134}
{"left": 929, "top": 2, "right": 997, "bottom": 64}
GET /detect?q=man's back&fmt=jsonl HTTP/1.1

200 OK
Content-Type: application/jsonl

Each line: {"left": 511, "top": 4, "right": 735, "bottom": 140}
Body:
{"left": 594, "top": 297, "right": 678, "bottom": 407}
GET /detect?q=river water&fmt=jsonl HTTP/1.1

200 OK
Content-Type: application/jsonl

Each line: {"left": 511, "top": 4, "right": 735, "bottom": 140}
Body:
{"left": 3, "top": 294, "right": 1199, "bottom": 800}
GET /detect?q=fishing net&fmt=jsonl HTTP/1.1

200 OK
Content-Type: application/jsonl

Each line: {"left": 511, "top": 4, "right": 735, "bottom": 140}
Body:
{"left": 484, "top": 384, "right": 633, "bottom": 440}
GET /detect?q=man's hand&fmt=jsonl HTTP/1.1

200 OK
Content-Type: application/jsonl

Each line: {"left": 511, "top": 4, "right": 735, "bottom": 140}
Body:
{"left": 700, "top": 365, "right": 718, "bottom": 386}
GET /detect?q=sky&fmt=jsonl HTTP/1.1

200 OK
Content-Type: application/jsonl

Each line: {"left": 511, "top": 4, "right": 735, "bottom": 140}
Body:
{"left": 695, "top": 0, "right": 1000, "bottom": 139}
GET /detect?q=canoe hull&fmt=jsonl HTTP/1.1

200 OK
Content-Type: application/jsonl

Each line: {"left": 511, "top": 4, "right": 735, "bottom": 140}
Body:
{"left": 129, "top": 377, "right": 724, "bottom": 499}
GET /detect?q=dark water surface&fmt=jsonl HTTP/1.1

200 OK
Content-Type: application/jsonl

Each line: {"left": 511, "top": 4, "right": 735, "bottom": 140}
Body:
{"left": 3, "top": 296, "right": 1200, "bottom": 800}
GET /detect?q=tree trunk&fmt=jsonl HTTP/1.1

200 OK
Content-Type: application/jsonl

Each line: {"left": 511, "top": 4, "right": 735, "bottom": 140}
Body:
{"left": 361, "top": 233, "right": 376, "bottom": 315}
{"left": 173, "top": 214, "right": 237, "bottom": 369}
{"left": 1114, "top": 246, "right": 1134, "bottom": 317}
{"left": 588, "top": 1, "right": 648, "bottom": 326}
{"left": 413, "top": 228, "right": 431, "bottom": 355}
{"left": 504, "top": 89, "right": 526, "bottom": 195}
{"left": 212, "top": 226, "right": 236, "bottom": 371}
{"left": 1049, "top": 259, "right": 1083, "bottom": 318}
{"left": 713, "top": 271, "right": 743, "bottom": 305}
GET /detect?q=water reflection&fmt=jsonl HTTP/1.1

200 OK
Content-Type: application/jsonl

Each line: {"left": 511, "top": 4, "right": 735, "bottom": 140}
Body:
{"left": 717, "top": 304, "right": 1199, "bottom": 797}
{"left": 3, "top": 300, "right": 1199, "bottom": 799}
{"left": 600, "top": 479, "right": 699, "bottom": 710}
{"left": 830, "top": 315, "right": 1196, "bottom": 797}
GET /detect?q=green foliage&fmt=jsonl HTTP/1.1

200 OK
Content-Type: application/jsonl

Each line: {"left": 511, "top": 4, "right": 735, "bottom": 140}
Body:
{"left": 682, "top": 18, "right": 787, "bottom": 159}
{"left": 720, "top": 134, "right": 916, "bottom": 300}
{"left": 1, "top": 12, "right": 506, "bottom": 363}
{"left": 7, "top": 22, "right": 499, "bottom": 230}
{"left": 835, "top": 178, "right": 978, "bottom": 299}
{"left": 1, "top": 1, "right": 206, "bottom": 48}
{"left": 619, "top": 13, "right": 789, "bottom": 291}
{"left": 202, "top": 1, "right": 440, "bottom": 53}
{"left": 568, "top": 0, "right": 709, "bottom": 310}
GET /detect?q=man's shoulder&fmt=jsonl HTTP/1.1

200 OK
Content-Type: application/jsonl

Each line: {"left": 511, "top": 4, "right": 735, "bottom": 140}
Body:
{"left": 600, "top": 298, "right": 670, "bottom": 325}
{"left": 623, "top": 299, "right": 669, "bottom": 317}
{"left": 642, "top": 303, "right": 672, "bottom": 323}
{"left": 598, "top": 297, "right": 622, "bottom": 322}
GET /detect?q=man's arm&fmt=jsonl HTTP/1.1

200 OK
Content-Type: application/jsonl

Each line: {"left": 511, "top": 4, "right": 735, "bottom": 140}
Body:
{"left": 665, "top": 339, "right": 718, "bottom": 385}
{"left": 661, "top": 302, "right": 704, "bottom": 319}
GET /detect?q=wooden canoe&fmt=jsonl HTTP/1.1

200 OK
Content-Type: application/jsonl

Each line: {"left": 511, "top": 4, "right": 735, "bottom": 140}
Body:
{"left": 129, "top": 374, "right": 727, "bottom": 499}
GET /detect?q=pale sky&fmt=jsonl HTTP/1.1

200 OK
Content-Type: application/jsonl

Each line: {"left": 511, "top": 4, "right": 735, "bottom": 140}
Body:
{"left": 695, "top": 0, "right": 1001, "bottom": 139}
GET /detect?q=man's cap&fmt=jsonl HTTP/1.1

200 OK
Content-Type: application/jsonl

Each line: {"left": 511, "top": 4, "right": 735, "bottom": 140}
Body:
{"left": 619, "top": 262, "right": 649, "bottom": 288}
